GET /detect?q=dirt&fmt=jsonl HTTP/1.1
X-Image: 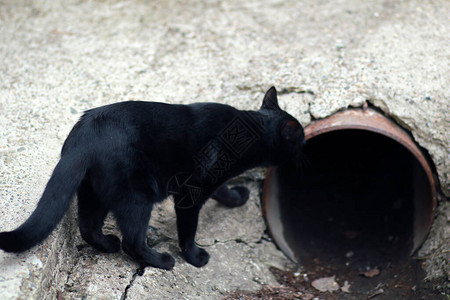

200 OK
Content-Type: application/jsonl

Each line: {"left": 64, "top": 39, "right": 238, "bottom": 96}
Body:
{"left": 225, "top": 265, "right": 449, "bottom": 300}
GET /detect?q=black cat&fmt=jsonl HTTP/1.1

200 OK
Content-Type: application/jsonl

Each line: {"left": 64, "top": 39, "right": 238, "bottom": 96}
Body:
{"left": 0, "top": 87, "right": 304, "bottom": 270}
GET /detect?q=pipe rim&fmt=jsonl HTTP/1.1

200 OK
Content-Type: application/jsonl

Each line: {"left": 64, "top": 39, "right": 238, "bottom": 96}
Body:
{"left": 263, "top": 108, "right": 437, "bottom": 261}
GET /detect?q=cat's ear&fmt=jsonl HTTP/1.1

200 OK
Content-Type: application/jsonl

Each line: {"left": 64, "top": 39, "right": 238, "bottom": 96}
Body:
{"left": 281, "top": 120, "right": 302, "bottom": 141}
{"left": 261, "top": 87, "right": 280, "bottom": 110}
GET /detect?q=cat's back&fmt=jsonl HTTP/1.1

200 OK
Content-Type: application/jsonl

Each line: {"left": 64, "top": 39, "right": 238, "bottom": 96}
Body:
{"left": 89, "top": 100, "right": 238, "bottom": 131}
{"left": 82, "top": 100, "right": 236, "bottom": 125}
{"left": 62, "top": 101, "right": 176, "bottom": 152}
{"left": 84, "top": 100, "right": 178, "bottom": 121}
{"left": 62, "top": 101, "right": 237, "bottom": 153}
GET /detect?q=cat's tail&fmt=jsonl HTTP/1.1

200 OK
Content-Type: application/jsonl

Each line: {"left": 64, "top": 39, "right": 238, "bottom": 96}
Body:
{"left": 0, "top": 152, "right": 87, "bottom": 252}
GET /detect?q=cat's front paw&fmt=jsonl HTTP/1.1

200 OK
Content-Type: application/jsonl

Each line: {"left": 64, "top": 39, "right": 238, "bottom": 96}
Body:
{"left": 139, "top": 252, "right": 175, "bottom": 270}
{"left": 183, "top": 246, "right": 210, "bottom": 267}
{"left": 158, "top": 252, "right": 176, "bottom": 270}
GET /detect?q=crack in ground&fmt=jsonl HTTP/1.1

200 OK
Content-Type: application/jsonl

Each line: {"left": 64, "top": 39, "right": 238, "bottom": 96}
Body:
{"left": 278, "top": 87, "right": 315, "bottom": 96}
{"left": 120, "top": 266, "right": 146, "bottom": 300}
{"left": 236, "top": 84, "right": 315, "bottom": 96}
{"left": 197, "top": 235, "right": 265, "bottom": 247}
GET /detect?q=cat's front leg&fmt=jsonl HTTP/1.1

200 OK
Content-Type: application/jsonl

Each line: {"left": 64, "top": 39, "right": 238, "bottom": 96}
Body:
{"left": 211, "top": 184, "right": 250, "bottom": 207}
{"left": 174, "top": 202, "right": 209, "bottom": 267}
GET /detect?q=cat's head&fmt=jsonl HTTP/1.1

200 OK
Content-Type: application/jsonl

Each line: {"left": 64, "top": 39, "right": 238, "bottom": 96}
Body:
{"left": 260, "top": 87, "right": 305, "bottom": 167}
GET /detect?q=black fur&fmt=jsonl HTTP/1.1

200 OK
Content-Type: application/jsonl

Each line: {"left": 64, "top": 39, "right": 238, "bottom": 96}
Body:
{"left": 0, "top": 87, "right": 304, "bottom": 270}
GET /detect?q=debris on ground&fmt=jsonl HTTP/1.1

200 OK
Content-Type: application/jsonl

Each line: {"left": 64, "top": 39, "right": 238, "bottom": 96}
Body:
{"left": 367, "top": 288, "right": 384, "bottom": 299}
{"left": 360, "top": 267, "right": 381, "bottom": 278}
{"left": 311, "top": 276, "right": 340, "bottom": 292}
{"left": 341, "top": 281, "right": 351, "bottom": 293}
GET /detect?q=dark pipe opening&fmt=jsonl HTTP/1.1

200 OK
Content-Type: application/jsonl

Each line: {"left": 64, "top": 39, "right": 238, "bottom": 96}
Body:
{"left": 279, "top": 129, "right": 418, "bottom": 263}
{"left": 266, "top": 127, "right": 435, "bottom": 297}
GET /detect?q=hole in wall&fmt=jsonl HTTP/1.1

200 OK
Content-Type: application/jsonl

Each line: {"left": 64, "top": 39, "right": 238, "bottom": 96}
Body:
{"left": 263, "top": 108, "right": 437, "bottom": 298}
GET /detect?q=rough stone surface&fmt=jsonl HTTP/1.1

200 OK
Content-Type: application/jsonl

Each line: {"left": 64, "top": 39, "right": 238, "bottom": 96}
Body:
{"left": 0, "top": 0, "right": 449, "bottom": 299}
{"left": 127, "top": 240, "right": 287, "bottom": 300}
{"left": 418, "top": 200, "right": 450, "bottom": 280}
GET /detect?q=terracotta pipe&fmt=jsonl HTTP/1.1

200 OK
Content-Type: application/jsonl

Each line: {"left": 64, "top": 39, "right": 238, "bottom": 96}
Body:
{"left": 262, "top": 108, "right": 437, "bottom": 262}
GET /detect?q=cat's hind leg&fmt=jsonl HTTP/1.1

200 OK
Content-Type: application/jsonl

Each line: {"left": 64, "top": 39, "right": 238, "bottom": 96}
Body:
{"left": 211, "top": 184, "right": 249, "bottom": 208}
{"left": 77, "top": 181, "right": 121, "bottom": 253}
{"left": 113, "top": 194, "right": 175, "bottom": 270}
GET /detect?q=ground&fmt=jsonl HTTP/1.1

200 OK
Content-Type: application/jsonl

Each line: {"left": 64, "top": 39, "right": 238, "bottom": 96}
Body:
{"left": 0, "top": 0, "right": 449, "bottom": 299}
